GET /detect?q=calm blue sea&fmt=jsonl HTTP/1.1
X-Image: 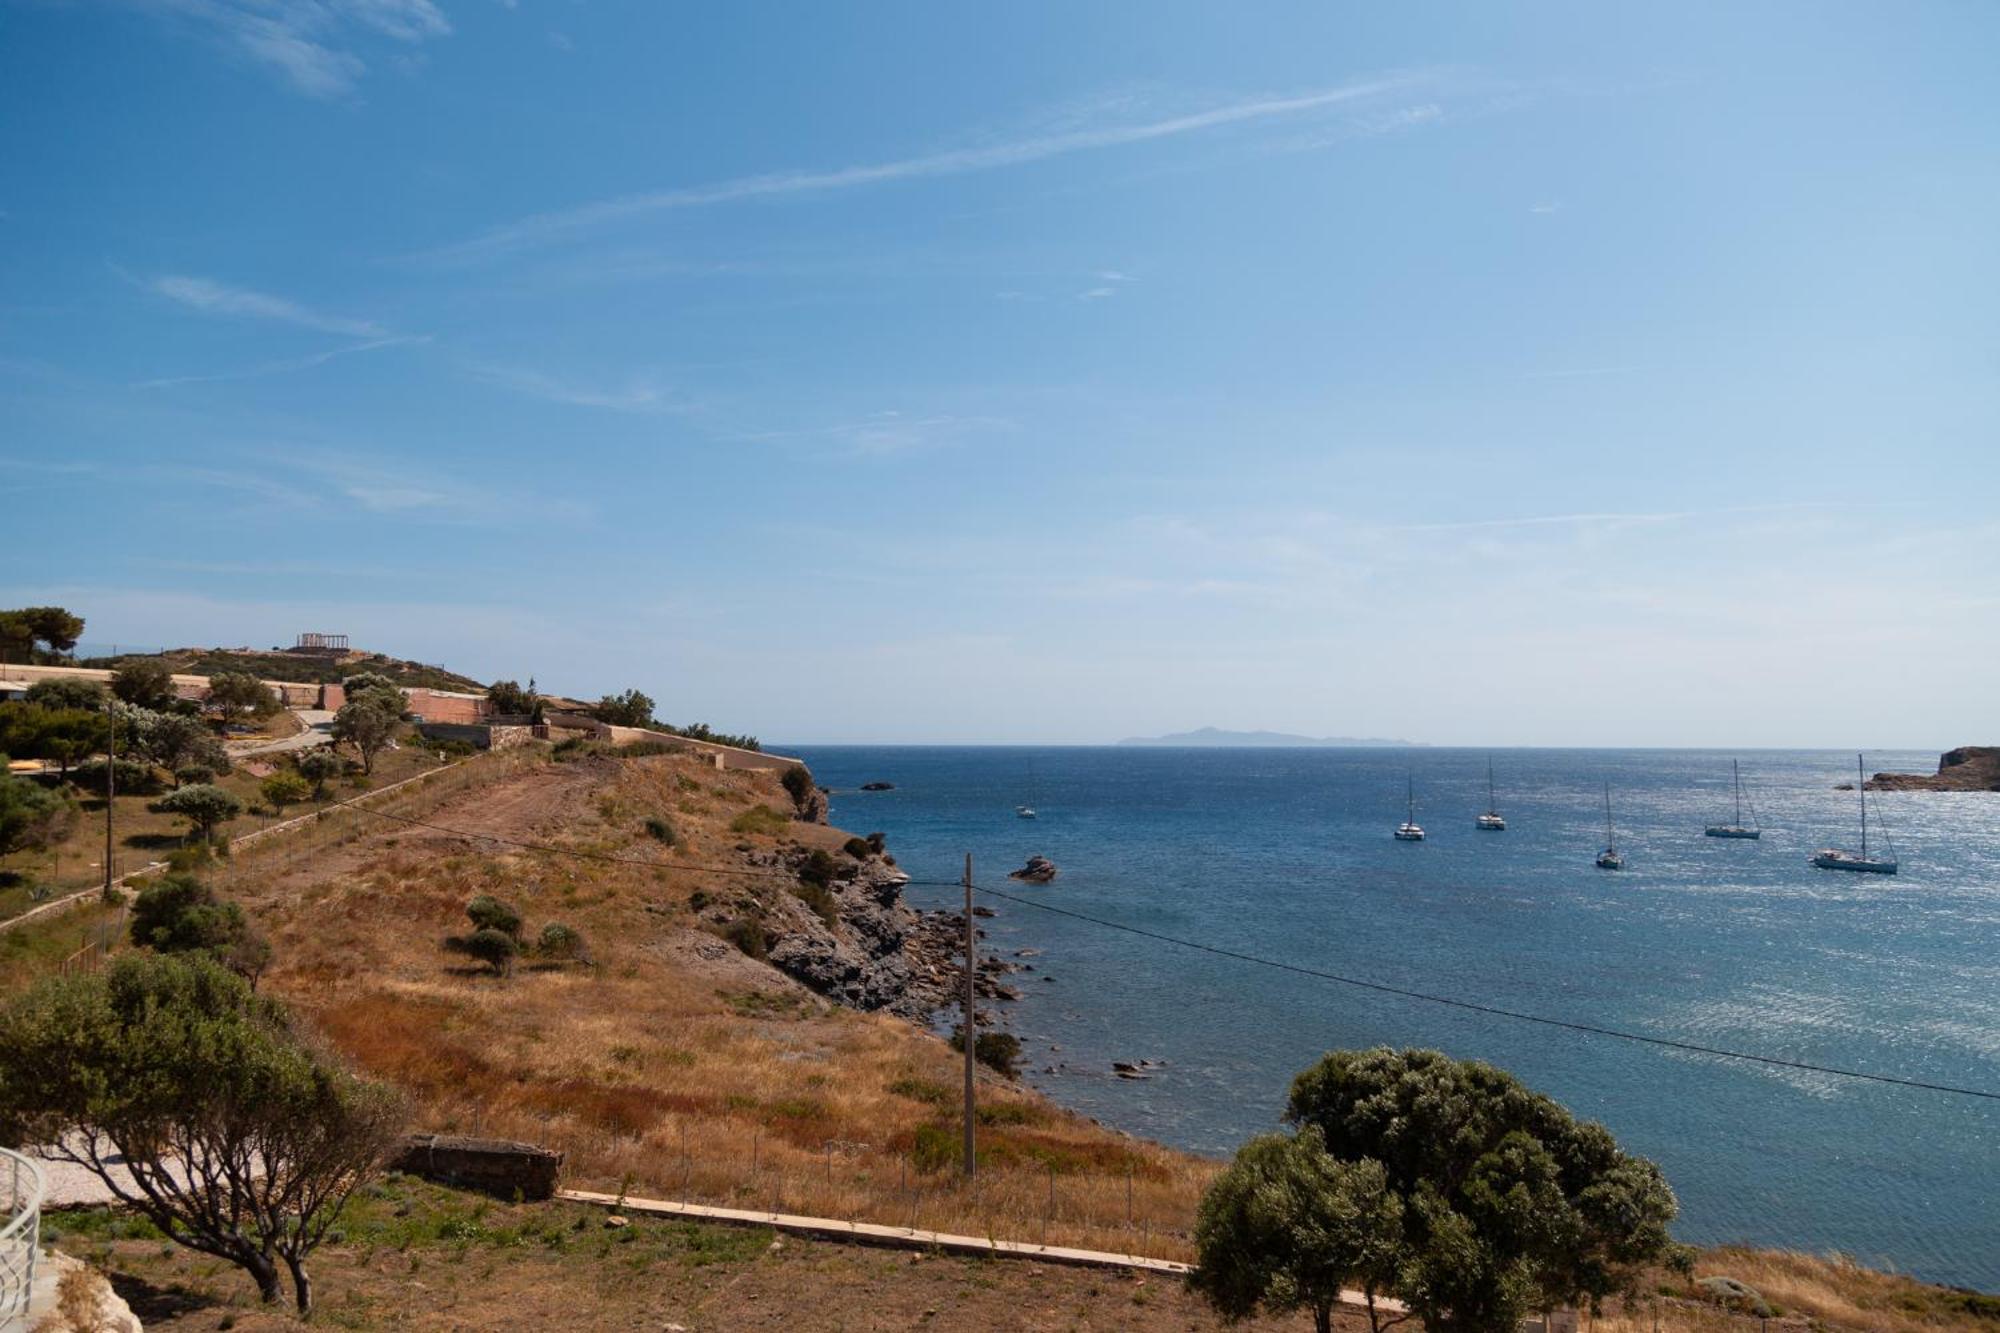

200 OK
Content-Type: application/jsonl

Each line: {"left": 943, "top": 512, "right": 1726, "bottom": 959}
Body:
{"left": 789, "top": 745, "right": 2000, "bottom": 1292}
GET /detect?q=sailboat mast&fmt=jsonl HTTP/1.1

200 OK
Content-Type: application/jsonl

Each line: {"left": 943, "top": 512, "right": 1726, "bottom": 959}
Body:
{"left": 1733, "top": 759, "right": 1742, "bottom": 825}
{"left": 1407, "top": 776, "right": 1415, "bottom": 823}
{"left": 1604, "top": 782, "right": 1614, "bottom": 848}
{"left": 1487, "top": 758, "right": 1496, "bottom": 813}
{"left": 1858, "top": 753, "right": 1868, "bottom": 857}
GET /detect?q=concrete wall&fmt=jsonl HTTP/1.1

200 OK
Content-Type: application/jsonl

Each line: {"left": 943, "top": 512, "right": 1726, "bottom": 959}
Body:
{"left": 604, "top": 724, "right": 801, "bottom": 772}
{"left": 417, "top": 722, "right": 537, "bottom": 751}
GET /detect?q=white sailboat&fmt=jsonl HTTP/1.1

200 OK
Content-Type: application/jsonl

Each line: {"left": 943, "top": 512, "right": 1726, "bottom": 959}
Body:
{"left": 1704, "top": 759, "right": 1761, "bottom": 839}
{"left": 1394, "top": 775, "right": 1425, "bottom": 841}
{"left": 1595, "top": 783, "right": 1624, "bottom": 870}
{"left": 1016, "top": 757, "right": 1038, "bottom": 819}
{"left": 1476, "top": 758, "right": 1505, "bottom": 830}
{"left": 1811, "top": 754, "right": 1897, "bottom": 874}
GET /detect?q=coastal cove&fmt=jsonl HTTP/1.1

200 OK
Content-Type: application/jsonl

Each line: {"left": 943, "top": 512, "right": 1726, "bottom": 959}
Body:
{"left": 796, "top": 745, "right": 2000, "bottom": 1293}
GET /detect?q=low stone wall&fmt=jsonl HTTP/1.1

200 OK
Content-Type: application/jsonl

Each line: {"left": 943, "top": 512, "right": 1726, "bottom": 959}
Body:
{"left": 390, "top": 1134, "right": 562, "bottom": 1201}
{"left": 417, "top": 722, "right": 537, "bottom": 752}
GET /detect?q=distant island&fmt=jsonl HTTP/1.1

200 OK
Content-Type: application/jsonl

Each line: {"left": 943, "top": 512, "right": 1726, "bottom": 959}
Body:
{"left": 1117, "top": 727, "right": 1421, "bottom": 748}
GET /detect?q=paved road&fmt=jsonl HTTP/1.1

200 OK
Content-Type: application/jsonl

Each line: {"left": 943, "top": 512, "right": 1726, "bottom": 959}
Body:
{"left": 225, "top": 709, "right": 335, "bottom": 758}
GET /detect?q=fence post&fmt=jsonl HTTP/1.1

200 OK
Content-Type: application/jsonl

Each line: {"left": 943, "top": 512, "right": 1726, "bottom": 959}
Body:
{"left": 1044, "top": 1165, "right": 1054, "bottom": 1246}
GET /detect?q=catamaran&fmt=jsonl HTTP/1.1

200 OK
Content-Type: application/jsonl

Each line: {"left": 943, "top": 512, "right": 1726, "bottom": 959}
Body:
{"left": 1476, "top": 758, "right": 1505, "bottom": 830}
{"left": 1811, "top": 754, "right": 1897, "bottom": 874}
{"left": 1394, "top": 776, "right": 1425, "bottom": 841}
{"left": 1595, "top": 783, "right": 1624, "bottom": 870}
{"left": 1705, "top": 758, "right": 1761, "bottom": 839}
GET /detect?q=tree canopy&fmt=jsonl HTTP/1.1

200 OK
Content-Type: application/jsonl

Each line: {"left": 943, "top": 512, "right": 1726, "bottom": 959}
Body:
{"left": 129, "top": 872, "right": 272, "bottom": 985}
{"left": 111, "top": 658, "right": 177, "bottom": 708}
{"left": 1193, "top": 1127, "right": 1404, "bottom": 1333}
{"left": 0, "top": 769, "right": 75, "bottom": 856}
{"left": 332, "top": 693, "right": 399, "bottom": 773}
{"left": 208, "top": 671, "right": 279, "bottom": 724}
{"left": 1277, "top": 1047, "right": 1686, "bottom": 1333}
{"left": 593, "top": 688, "right": 655, "bottom": 727}
{"left": 0, "top": 605, "right": 85, "bottom": 660}
{"left": 0, "top": 952, "right": 403, "bottom": 1313}
{"left": 23, "top": 676, "right": 107, "bottom": 711}
{"left": 156, "top": 783, "right": 243, "bottom": 843}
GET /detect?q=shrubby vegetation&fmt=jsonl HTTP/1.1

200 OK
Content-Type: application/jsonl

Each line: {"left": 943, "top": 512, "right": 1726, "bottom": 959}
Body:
{"left": 0, "top": 952, "right": 403, "bottom": 1314}
{"left": 129, "top": 872, "right": 272, "bottom": 985}
{"left": 484, "top": 678, "right": 539, "bottom": 717}
{"left": 1191, "top": 1047, "right": 1687, "bottom": 1333}
{"left": 333, "top": 680, "right": 403, "bottom": 774}
{"left": 111, "top": 658, "right": 177, "bottom": 709}
{"left": 261, "top": 770, "right": 311, "bottom": 812}
{"left": 207, "top": 670, "right": 279, "bottom": 725}
{"left": 297, "top": 748, "right": 343, "bottom": 799}
{"left": 0, "top": 768, "right": 76, "bottom": 856}
{"left": 444, "top": 895, "right": 587, "bottom": 975}
{"left": 657, "top": 720, "right": 760, "bottom": 751}
{"left": 23, "top": 676, "right": 106, "bottom": 710}
{"left": 949, "top": 1026, "right": 1024, "bottom": 1080}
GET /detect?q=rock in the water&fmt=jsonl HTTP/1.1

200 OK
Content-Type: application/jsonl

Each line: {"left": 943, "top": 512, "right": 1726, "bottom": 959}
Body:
{"left": 859, "top": 781, "right": 896, "bottom": 791}
{"left": 1007, "top": 855, "right": 1059, "bottom": 883}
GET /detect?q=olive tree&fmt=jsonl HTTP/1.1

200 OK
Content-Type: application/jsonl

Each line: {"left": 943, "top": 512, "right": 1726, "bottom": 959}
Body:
{"left": 1193, "top": 1127, "right": 1404, "bottom": 1333}
{"left": 156, "top": 783, "right": 242, "bottom": 843}
{"left": 0, "top": 953, "right": 405, "bottom": 1314}
{"left": 23, "top": 677, "right": 106, "bottom": 711}
{"left": 332, "top": 693, "right": 400, "bottom": 773}
{"left": 208, "top": 671, "right": 279, "bottom": 725}
{"left": 297, "top": 747, "right": 343, "bottom": 798}
{"left": 1280, "top": 1048, "right": 1687, "bottom": 1333}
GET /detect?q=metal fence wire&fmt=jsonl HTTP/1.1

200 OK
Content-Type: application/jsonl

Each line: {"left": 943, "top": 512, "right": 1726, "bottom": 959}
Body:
{"left": 0, "top": 1147, "right": 47, "bottom": 1325}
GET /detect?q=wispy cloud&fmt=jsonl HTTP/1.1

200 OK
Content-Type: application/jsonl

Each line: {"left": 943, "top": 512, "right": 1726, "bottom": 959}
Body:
{"left": 1530, "top": 200, "right": 1562, "bottom": 215}
{"left": 425, "top": 73, "right": 1430, "bottom": 263}
{"left": 739, "top": 410, "right": 1015, "bottom": 458}
{"left": 135, "top": 335, "right": 427, "bottom": 389}
{"left": 148, "top": 274, "right": 392, "bottom": 338}
{"left": 464, "top": 363, "right": 680, "bottom": 413}
{"left": 150, "top": 0, "right": 451, "bottom": 98}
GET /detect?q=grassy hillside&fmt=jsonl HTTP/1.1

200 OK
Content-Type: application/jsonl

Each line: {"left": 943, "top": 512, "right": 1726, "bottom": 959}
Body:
{"left": 12, "top": 745, "right": 1997, "bottom": 1331}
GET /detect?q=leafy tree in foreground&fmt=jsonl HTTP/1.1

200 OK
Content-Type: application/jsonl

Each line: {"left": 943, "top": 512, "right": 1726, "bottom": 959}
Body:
{"left": 1277, "top": 1047, "right": 1688, "bottom": 1333}
{"left": 156, "top": 783, "right": 243, "bottom": 843}
{"left": 111, "top": 658, "right": 177, "bottom": 708}
{"left": 131, "top": 708, "right": 211, "bottom": 778}
{"left": 0, "top": 953, "right": 404, "bottom": 1314}
{"left": 296, "top": 747, "right": 343, "bottom": 799}
{"left": 129, "top": 872, "right": 272, "bottom": 985}
{"left": 1193, "top": 1127, "right": 1404, "bottom": 1333}
{"left": 781, "top": 763, "right": 816, "bottom": 813}
{"left": 339, "top": 672, "right": 404, "bottom": 714}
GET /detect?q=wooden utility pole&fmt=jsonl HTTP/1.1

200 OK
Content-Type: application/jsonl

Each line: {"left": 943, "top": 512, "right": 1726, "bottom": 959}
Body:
{"left": 103, "top": 704, "right": 117, "bottom": 896}
{"left": 962, "top": 852, "right": 976, "bottom": 1179}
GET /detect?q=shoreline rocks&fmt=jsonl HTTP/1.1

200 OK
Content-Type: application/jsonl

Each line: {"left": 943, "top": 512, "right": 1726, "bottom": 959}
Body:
{"left": 1007, "top": 855, "right": 1058, "bottom": 883}
{"left": 1867, "top": 746, "right": 2000, "bottom": 792}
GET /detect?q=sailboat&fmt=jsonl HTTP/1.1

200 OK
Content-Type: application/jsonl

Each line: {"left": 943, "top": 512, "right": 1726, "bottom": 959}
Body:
{"left": 1811, "top": 754, "right": 1897, "bottom": 874}
{"left": 1595, "top": 783, "right": 1624, "bottom": 870}
{"left": 1704, "top": 759, "right": 1761, "bottom": 839}
{"left": 1394, "top": 775, "right": 1425, "bottom": 841}
{"left": 1016, "top": 757, "right": 1037, "bottom": 819}
{"left": 1476, "top": 758, "right": 1506, "bottom": 830}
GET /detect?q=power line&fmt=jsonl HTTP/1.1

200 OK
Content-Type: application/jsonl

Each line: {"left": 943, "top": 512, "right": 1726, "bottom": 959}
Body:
{"left": 317, "top": 795, "right": 2000, "bottom": 1104}
{"left": 970, "top": 882, "right": 2000, "bottom": 1104}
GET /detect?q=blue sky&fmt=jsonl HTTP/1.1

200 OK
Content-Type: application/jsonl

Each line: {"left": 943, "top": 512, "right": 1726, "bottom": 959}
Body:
{"left": 2, "top": 2, "right": 1994, "bottom": 745}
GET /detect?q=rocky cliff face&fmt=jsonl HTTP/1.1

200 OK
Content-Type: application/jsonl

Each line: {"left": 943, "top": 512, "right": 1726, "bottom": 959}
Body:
{"left": 1868, "top": 746, "right": 2000, "bottom": 791}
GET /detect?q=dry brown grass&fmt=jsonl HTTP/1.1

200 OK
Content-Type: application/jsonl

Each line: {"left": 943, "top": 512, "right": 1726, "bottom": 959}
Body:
{"left": 207, "top": 745, "right": 1218, "bottom": 1261}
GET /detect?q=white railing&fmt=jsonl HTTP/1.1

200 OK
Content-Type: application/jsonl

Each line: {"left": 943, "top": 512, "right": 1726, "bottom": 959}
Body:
{"left": 0, "top": 1147, "right": 45, "bottom": 1326}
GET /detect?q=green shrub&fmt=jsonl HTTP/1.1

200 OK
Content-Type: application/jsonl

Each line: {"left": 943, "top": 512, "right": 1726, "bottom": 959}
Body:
{"left": 720, "top": 917, "right": 767, "bottom": 961}
{"left": 615, "top": 739, "right": 674, "bottom": 759}
{"left": 887, "top": 1077, "right": 952, "bottom": 1106}
{"left": 174, "top": 764, "right": 216, "bottom": 788}
{"left": 949, "top": 1027, "right": 1023, "bottom": 1080}
{"left": 911, "top": 1123, "right": 962, "bottom": 1175}
{"left": 790, "top": 880, "right": 838, "bottom": 929}
{"left": 261, "top": 772, "right": 311, "bottom": 813}
{"left": 129, "top": 874, "right": 272, "bottom": 984}
{"left": 798, "top": 848, "right": 838, "bottom": 889}
{"left": 780, "top": 765, "right": 815, "bottom": 811}
{"left": 465, "top": 894, "right": 522, "bottom": 938}
{"left": 536, "top": 922, "right": 586, "bottom": 962}
{"left": 842, "top": 837, "right": 873, "bottom": 860}
{"left": 728, "top": 805, "right": 789, "bottom": 836}
{"left": 642, "top": 815, "right": 676, "bottom": 845}
{"left": 446, "top": 928, "right": 518, "bottom": 975}
{"left": 69, "top": 758, "right": 160, "bottom": 796}
{"left": 296, "top": 749, "right": 342, "bottom": 799}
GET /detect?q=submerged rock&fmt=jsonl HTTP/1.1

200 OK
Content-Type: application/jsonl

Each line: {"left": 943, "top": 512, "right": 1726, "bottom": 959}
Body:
{"left": 1007, "top": 855, "right": 1059, "bottom": 883}
{"left": 859, "top": 781, "right": 896, "bottom": 791}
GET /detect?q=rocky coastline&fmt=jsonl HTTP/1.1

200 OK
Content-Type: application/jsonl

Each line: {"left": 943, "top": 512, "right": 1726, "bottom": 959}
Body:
{"left": 1867, "top": 746, "right": 2000, "bottom": 792}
